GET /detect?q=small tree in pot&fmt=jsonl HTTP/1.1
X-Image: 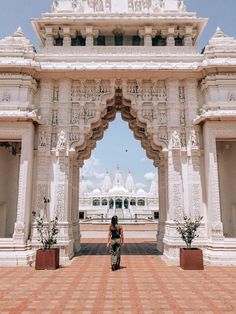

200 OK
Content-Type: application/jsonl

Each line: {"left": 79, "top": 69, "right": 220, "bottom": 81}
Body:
{"left": 32, "top": 198, "right": 60, "bottom": 270}
{"left": 175, "top": 215, "right": 204, "bottom": 270}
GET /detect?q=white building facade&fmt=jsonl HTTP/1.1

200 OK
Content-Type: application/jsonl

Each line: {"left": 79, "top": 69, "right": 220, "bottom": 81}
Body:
{"left": 0, "top": 0, "right": 236, "bottom": 265}
{"left": 79, "top": 167, "right": 159, "bottom": 219}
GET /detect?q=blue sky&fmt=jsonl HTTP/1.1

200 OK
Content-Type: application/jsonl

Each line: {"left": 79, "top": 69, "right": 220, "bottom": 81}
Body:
{"left": 0, "top": 0, "right": 236, "bottom": 191}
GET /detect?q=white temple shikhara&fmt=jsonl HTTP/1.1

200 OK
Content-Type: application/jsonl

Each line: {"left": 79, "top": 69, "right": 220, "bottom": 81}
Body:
{"left": 0, "top": 0, "right": 236, "bottom": 265}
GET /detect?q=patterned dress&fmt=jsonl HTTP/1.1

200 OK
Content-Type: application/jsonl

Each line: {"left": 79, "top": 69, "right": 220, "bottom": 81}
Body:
{"left": 110, "top": 224, "right": 122, "bottom": 270}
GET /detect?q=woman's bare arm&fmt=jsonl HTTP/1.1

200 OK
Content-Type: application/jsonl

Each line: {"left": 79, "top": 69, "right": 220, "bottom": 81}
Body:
{"left": 120, "top": 226, "right": 124, "bottom": 245}
{"left": 107, "top": 227, "right": 111, "bottom": 247}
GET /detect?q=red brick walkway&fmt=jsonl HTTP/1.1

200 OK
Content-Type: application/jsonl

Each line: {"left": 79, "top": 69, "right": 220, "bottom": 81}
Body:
{"left": 0, "top": 238, "right": 236, "bottom": 313}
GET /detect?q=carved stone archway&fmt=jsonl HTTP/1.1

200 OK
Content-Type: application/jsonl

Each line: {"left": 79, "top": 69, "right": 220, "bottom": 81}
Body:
{"left": 32, "top": 77, "right": 203, "bottom": 263}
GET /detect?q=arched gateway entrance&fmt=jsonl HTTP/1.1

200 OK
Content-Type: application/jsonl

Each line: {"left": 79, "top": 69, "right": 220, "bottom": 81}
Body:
{"left": 30, "top": 80, "right": 202, "bottom": 263}
{"left": 1, "top": 0, "right": 236, "bottom": 265}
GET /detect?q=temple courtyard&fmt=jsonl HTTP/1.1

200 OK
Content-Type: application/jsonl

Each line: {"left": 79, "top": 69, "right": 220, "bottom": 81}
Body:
{"left": 0, "top": 227, "right": 236, "bottom": 314}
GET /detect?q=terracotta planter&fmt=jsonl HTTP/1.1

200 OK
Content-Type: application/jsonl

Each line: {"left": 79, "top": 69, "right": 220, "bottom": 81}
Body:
{"left": 35, "top": 248, "right": 60, "bottom": 270}
{"left": 180, "top": 248, "right": 204, "bottom": 270}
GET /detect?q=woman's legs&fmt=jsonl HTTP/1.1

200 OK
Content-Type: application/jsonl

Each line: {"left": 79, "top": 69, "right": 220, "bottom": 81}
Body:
{"left": 110, "top": 239, "right": 121, "bottom": 270}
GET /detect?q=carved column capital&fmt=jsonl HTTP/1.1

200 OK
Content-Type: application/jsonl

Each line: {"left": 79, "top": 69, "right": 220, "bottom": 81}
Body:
{"left": 45, "top": 26, "right": 54, "bottom": 47}
{"left": 139, "top": 26, "right": 156, "bottom": 46}
{"left": 166, "top": 26, "right": 175, "bottom": 46}
{"left": 62, "top": 26, "right": 71, "bottom": 47}
{"left": 81, "top": 26, "right": 99, "bottom": 47}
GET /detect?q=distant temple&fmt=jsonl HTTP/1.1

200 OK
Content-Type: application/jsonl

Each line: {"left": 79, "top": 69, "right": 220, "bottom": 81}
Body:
{"left": 79, "top": 167, "right": 159, "bottom": 220}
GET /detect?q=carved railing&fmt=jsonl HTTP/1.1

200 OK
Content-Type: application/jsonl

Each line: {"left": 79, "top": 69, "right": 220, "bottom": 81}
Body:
{"left": 41, "top": 46, "right": 197, "bottom": 55}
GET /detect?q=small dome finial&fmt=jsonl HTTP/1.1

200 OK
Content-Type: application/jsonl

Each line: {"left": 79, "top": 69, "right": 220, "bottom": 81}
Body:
{"left": 13, "top": 26, "right": 24, "bottom": 37}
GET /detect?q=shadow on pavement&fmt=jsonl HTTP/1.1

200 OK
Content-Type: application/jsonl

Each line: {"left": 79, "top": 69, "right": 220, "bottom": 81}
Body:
{"left": 76, "top": 242, "right": 162, "bottom": 256}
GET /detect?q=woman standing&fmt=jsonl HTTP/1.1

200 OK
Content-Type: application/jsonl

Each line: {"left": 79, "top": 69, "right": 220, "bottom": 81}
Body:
{"left": 107, "top": 215, "right": 124, "bottom": 271}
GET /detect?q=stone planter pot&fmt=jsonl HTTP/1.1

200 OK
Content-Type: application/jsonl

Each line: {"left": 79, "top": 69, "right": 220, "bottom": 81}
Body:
{"left": 180, "top": 248, "right": 204, "bottom": 270}
{"left": 35, "top": 248, "right": 60, "bottom": 270}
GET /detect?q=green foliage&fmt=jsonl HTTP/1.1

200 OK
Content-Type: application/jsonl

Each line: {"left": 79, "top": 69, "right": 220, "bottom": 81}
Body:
{"left": 32, "top": 199, "right": 59, "bottom": 250}
{"left": 175, "top": 216, "right": 203, "bottom": 249}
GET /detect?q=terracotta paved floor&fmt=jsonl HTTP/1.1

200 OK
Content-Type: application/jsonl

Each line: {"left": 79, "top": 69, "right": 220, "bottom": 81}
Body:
{"left": 0, "top": 238, "right": 236, "bottom": 314}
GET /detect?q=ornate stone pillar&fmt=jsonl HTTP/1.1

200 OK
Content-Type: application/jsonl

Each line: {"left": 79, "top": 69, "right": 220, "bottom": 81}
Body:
{"left": 166, "top": 26, "right": 175, "bottom": 46}
{"left": 50, "top": 79, "right": 76, "bottom": 260}
{"left": 139, "top": 26, "right": 156, "bottom": 46}
{"left": 184, "top": 26, "right": 193, "bottom": 46}
{"left": 203, "top": 123, "right": 224, "bottom": 241}
{"left": 162, "top": 79, "right": 184, "bottom": 261}
{"left": 13, "top": 124, "right": 35, "bottom": 243}
{"left": 63, "top": 27, "right": 71, "bottom": 47}
{"left": 184, "top": 79, "right": 203, "bottom": 219}
{"left": 82, "top": 26, "right": 99, "bottom": 47}
{"left": 156, "top": 153, "right": 168, "bottom": 252}
{"left": 45, "top": 27, "right": 54, "bottom": 48}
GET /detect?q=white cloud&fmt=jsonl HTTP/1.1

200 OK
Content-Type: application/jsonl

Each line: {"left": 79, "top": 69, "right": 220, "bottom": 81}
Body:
{"left": 85, "top": 180, "right": 96, "bottom": 191}
{"left": 136, "top": 182, "right": 147, "bottom": 190}
{"left": 81, "top": 155, "right": 101, "bottom": 178}
{"left": 93, "top": 171, "right": 106, "bottom": 179}
{"left": 144, "top": 172, "right": 155, "bottom": 181}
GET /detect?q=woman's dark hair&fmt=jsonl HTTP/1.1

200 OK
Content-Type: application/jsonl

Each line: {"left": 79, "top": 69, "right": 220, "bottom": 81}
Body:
{"left": 111, "top": 215, "right": 118, "bottom": 227}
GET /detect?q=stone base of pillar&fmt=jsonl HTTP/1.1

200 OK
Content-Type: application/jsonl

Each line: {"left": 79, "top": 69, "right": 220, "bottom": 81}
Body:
{"left": 204, "top": 242, "right": 236, "bottom": 265}
{"left": 0, "top": 239, "right": 35, "bottom": 266}
{"left": 162, "top": 221, "right": 185, "bottom": 263}
{"left": 56, "top": 239, "right": 74, "bottom": 263}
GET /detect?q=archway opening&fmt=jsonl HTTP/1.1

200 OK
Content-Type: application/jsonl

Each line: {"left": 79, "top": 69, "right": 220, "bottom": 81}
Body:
{"left": 217, "top": 140, "right": 236, "bottom": 238}
{"left": 79, "top": 112, "right": 159, "bottom": 223}
{"left": 0, "top": 142, "right": 21, "bottom": 238}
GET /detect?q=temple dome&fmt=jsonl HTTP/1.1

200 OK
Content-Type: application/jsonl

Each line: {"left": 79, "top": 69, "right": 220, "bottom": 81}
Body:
{"left": 0, "top": 27, "right": 35, "bottom": 57}
{"left": 204, "top": 27, "right": 236, "bottom": 57}
{"left": 109, "top": 185, "right": 129, "bottom": 194}
{"left": 91, "top": 188, "right": 101, "bottom": 194}
{"left": 113, "top": 166, "right": 124, "bottom": 187}
{"left": 101, "top": 171, "right": 112, "bottom": 193}
{"left": 137, "top": 188, "right": 146, "bottom": 195}
{"left": 125, "top": 171, "right": 135, "bottom": 193}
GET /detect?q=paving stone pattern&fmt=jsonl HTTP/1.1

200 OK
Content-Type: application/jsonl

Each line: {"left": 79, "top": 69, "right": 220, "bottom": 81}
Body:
{"left": 0, "top": 238, "right": 236, "bottom": 314}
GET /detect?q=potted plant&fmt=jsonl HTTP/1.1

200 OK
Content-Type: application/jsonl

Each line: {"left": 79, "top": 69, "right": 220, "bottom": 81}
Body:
{"left": 175, "top": 215, "right": 204, "bottom": 270}
{"left": 32, "top": 198, "right": 59, "bottom": 270}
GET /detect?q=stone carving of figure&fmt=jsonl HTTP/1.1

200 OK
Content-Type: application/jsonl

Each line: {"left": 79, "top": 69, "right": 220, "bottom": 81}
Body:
{"left": 228, "top": 93, "right": 236, "bottom": 102}
{"left": 95, "top": 0, "right": 104, "bottom": 11}
{"left": 52, "top": 110, "right": 58, "bottom": 125}
{"left": 57, "top": 130, "right": 66, "bottom": 150}
{"left": 153, "top": 0, "right": 162, "bottom": 11}
{"left": 39, "top": 131, "right": 47, "bottom": 147}
{"left": 178, "top": 0, "right": 186, "bottom": 11}
{"left": 171, "top": 130, "right": 180, "bottom": 148}
{"left": 179, "top": 86, "right": 185, "bottom": 102}
{"left": 135, "top": 0, "right": 142, "bottom": 11}
{"left": 128, "top": 0, "right": 134, "bottom": 11}
{"left": 180, "top": 133, "right": 186, "bottom": 147}
{"left": 1, "top": 92, "right": 11, "bottom": 102}
{"left": 105, "top": 0, "right": 111, "bottom": 11}
{"left": 159, "top": 112, "right": 167, "bottom": 124}
{"left": 191, "top": 130, "right": 198, "bottom": 147}
{"left": 52, "top": 0, "right": 59, "bottom": 12}
{"left": 142, "top": 0, "right": 150, "bottom": 10}
{"left": 180, "top": 111, "right": 185, "bottom": 126}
